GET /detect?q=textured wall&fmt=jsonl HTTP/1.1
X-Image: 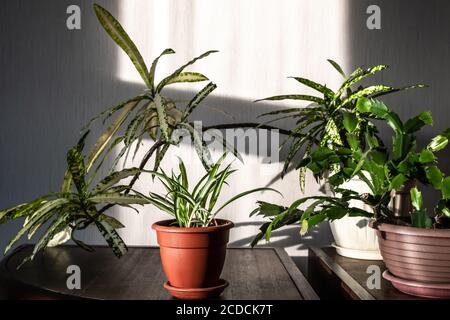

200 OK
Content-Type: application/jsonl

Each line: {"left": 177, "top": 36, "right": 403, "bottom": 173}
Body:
{"left": 0, "top": 0, "right": 449, "bottom": 273}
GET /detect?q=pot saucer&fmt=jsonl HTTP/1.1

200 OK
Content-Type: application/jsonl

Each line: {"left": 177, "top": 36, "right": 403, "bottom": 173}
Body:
{"left": 163, "top": 279, "right": 229, "bottom": 300}
{"left": 383, "top": 271, "right": 450, "bottom": 299}
{"left": 332, "top": 243, "right": 383, "bottom": 260}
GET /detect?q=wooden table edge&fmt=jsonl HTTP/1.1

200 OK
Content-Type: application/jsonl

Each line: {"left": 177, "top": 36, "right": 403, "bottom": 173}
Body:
{"left": 308, "top": 245, "right": 375, "bottom": 300}
{"left": 274, "top": 247, "right": 319, "bottom": 300}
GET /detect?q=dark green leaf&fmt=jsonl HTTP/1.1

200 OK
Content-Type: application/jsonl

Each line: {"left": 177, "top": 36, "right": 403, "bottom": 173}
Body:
{"left": 343, "top": 112, "right": 358, "bottom": 133}
{"left": 426, "top": 166, "right": 443, "bottom": 189}
{"left": 411, "top": 208, "right": 433, "bottom": 228}
{"left": 419, "top": 149, "right": 435, "bottom": 164}
{"left": 404, "top": 111, "right": 433, "bottom": 134}
{"left": 327, "top": 59, "right": 346, "bottom": 78}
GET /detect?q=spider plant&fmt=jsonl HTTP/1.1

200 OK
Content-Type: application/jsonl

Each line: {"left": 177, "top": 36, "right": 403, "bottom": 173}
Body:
{"left": 145, "top": 155, "right": 280, "bottom": 228}
{"left": 0, "top": 132, "right": 150, "bottom": 266}
{"left": 251, "top": 97, "right": 450, "bottom": 246}
{"left": 256, "top": 60, "right": 425, "bottom": 191}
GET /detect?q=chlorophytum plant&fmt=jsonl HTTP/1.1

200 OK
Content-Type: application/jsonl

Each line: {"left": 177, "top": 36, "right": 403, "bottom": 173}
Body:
{"left": 145, "top": 155, "right": 280, "bottom": 228}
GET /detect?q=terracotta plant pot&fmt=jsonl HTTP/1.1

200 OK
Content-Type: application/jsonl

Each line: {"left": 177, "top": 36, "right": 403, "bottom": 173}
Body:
{"left": 371, "top": 220, "right": 450, "bottom": 299}
{"left": 152, "top": 219, "right": 233, "bottom": 297}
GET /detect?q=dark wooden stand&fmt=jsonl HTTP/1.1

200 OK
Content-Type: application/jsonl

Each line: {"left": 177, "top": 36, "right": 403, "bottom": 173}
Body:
{"left": 308, "top": 246, "right": 422, "bottom": 300}
{"left": 0, "top": 245, "right": 318, "bottom": 300}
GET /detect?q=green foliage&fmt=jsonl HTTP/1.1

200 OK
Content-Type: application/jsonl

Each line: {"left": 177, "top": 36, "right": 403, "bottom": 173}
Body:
{"left": 410, "top": 187, "right": 433, "bottom": 228}
{"left": 54, "top": 4, "right": 224, "bottom": 248}
{"left": 145, "top": 156, "right": 280, "bottom": 228}
{"left": 0, "top": 132, "right": 150, "bottom": 265}
{"left": 251, "top": 93, "right": 450, "bottom": 245}
{"left": 256, "top": 60, "right": 424, "bottom": 192}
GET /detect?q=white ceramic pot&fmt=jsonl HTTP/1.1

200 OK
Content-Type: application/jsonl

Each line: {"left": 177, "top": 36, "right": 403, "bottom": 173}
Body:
{"left": 328, "top": 174, "right": 382, "bottom": 260}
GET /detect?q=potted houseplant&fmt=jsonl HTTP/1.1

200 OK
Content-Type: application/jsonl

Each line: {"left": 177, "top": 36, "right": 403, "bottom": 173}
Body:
{"left": 254, "top": 61, "right": 424, "bottom": 259}
{"left": 0, "top": 4, "right": 234, "bottom": 262}
{"left": 147, "top": 155, "right": 278, "bottom": 299}
{"left": 252, "top": 96, "right": 450, "bottom": 298}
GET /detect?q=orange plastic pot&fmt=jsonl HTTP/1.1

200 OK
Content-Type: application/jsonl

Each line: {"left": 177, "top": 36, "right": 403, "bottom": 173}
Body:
{"left": 152, "top": 219, "right": 234, "bottom": 289}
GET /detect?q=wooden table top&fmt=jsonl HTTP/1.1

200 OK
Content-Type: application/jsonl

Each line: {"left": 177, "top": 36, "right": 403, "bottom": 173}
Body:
{"left": 308, "top": 246, "right": 423, "bottom": 300}
{"left": 0, "top": 245, "right": 318, "bottom": 300}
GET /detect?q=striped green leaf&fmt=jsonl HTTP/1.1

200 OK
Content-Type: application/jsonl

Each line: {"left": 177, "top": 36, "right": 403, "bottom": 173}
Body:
{"left": 99, "top": 214, "right": 125, "bottom": 229}
{"left": 327, "top": 59, "right": 346, "bottom": 78}
{"left": 66, "top": 134, "right": 88, "bottom": 195}
{"left": 255, "top": 94, "right": 324, "bottom": 104}
{"left": 339, "top": 85, "right": 392, "bottom": 108}
{"left": 290, "top": 77, "right": 335, "bottom": 99}
{"left": 95, "top": 220, "right": 128, "bottom": 258}
{"left": 155, "top": 94, "right": 170, "bottom": 142}
{"left": 62, "top": 98, "right": 142, "bottom": 194}
{"left": 164, "top": 72, "right": 209, "bottom": 86}
{"left": 336, "top": 65, "right": 388, "bottom": 98}
{"left": 93, "top": 168, "right": 142, "bottom": 193}
{"left": 156, "top": 50, "right": 218, "bottom": 93}
{"left": 153, "top": 143, "right": 170, "bottom": 172}
{"left": 88, "top": 193, "right": 148, "bottom": 205}
{"left": 30, "top": 212, "right": 72, "bottom": 261}
{"left": 149, "top": 48, "right": 175, "bottom": 92}
{"left": 94, "top": 4, "right": 150, "bottom": 87}
{"left": 87, "top": 99, "right": 141, "bottom": 171}
{"left": 371, "top": 84, "right": 427, "bottom": 99}
{"left": 4, "top": 198, "right": 70, "bottom": 254}
{"left": 183, "top": 82, "right": 217, "bottom": 121}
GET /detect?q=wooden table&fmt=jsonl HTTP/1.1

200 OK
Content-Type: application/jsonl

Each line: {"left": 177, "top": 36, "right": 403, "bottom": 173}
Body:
{"left": 308, "top": 246, "right": 422, "bottom": 300}
{"left": 0, "top": 245, "right": 318, "bottom": 300}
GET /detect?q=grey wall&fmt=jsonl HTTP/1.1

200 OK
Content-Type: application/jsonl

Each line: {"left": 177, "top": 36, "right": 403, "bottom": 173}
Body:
{"left": 345, "top": 0, "right": 450, "bottom": 208}
{"left": 0, "top": 0, "right": 449, "bottom": 274}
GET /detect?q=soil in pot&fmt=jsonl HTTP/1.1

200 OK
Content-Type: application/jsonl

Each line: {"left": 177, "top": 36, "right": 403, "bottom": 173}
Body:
{"left": 371, "top": 220, "right": 450, "bottom": 299}
{"left": 152, "top": 219, "right": 234, "bottom": 299}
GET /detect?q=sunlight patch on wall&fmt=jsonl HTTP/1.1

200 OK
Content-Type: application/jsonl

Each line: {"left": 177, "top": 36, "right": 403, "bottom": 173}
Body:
{"left": 112, "top": 0, "right": 349, "bottom": 247}
{"left": 117, "top": 0, "right": 350, "bottom": 103}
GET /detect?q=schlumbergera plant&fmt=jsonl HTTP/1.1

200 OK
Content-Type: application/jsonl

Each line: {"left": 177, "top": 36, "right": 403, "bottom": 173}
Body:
{"left": 0, "top": 3, "right": 233, "bottom": 264}
{"left": 251, "top": 96, "right": 450, "bottom": 246}
{"left": 256, "top": 60, "right": 425, "bottom": 192}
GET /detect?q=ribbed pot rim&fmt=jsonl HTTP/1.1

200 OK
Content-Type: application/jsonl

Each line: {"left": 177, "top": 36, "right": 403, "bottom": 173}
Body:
{"left": 370, "top": 220, "right": 450, "bottom": 238}
{"left": 152, "top": 219, "right": 234, "bottom": 234}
